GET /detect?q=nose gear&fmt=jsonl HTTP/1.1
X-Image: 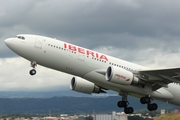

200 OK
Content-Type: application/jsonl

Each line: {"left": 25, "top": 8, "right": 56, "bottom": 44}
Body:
{"left": 29, "top": 61, "right": 37, "bottom": 76}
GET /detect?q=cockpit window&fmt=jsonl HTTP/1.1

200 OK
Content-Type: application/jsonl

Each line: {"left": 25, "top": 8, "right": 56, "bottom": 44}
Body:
{"left": 17, "top": 36, "right": 25, "bottom": 40}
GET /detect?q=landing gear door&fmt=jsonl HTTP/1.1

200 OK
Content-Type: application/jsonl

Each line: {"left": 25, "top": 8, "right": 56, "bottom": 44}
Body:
{"left": 34, "top": 37, "right": 43, "bottom": 49}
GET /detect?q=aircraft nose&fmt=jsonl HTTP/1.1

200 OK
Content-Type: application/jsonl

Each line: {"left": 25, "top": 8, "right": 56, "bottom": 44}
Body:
{"left": 4, "top": 38, "right": 18, "bottom": 51}
{"left": 4, "top": 38, "right": 11, "bottom": 46}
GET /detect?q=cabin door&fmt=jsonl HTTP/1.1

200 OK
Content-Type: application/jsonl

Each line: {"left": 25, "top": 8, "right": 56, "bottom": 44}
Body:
{"left": 34, "top": 37, "right": 43, "bottom": 49}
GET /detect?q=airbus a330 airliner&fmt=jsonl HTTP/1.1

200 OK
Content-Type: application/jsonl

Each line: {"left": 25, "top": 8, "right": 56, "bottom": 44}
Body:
{"left": 4, "top": 34, "right": 180, "bottom": 114}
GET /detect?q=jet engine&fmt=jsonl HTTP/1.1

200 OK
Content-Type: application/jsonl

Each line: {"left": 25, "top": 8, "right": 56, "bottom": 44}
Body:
{"left": 105, "top": 66, "right": 141, "bottom": 85}
{"left": 70, "top": 77, "right": 105, "bottom": 94}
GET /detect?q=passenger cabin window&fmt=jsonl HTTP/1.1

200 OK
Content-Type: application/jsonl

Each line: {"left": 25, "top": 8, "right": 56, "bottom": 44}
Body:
{"left": 17, "top": 36, "right": 25, "bottom": 40}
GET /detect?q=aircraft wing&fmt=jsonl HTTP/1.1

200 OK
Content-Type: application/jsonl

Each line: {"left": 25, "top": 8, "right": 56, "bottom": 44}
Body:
{"left": 138, "top": 67, "right": 180, "bottom": 90}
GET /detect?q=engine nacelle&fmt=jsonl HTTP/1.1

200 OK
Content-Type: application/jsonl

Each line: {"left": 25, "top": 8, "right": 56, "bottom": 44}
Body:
{"left": 70, "top": 77, "right": 104, "bottom": 94}
{"left": 105, "top": 66, "right": 140, "bottom": 85}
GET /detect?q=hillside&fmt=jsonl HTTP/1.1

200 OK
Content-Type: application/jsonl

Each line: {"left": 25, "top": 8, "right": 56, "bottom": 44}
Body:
{"left": 0, "top": 96, "right": 178, "bottom": 114}
{"left": 154, "top": 114, "right": 180, "bottom": 120}
{"left": 0, "top": 96, "right": 121, "bottom": 114}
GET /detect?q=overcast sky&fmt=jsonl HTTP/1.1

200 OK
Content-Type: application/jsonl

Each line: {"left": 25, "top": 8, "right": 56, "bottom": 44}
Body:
{"left": 1, "top": 0, "right": 180, "bottom": 91}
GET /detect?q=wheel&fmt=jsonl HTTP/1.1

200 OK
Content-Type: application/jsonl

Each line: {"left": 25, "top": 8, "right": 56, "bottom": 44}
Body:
{"left": 117, "top": 101, "right": 123, "bottom": 108}
{"left": 140, "top": 97, "right": 146, "bottom": 104}
{"left": 124, "top": 107, "right": 134, "bottom": 114}
{"left": 127, "top": 107, "right": 134, "bottom": 114}
{"left": 147, "top": 103, "right": 158, "bottom": 111}
{"left": 140, "top": 97, "right": 151, "bottom": 104}
{"left": 151, "top": 103, "right": 158, "bottom": 110}
{"left": 147, "top": 104, "right": 153, "bottom": 111}
{"left": 117, "top": 101, "right": 127, "bottom": 108}
{"left": 124, "top": 108, "right": 129, "bottom": 114}
{"left": 144, "top": 97, "right": 151, "bottom": 103}
{"left": 29, "top": 69, "right": 36, "bottom": 75}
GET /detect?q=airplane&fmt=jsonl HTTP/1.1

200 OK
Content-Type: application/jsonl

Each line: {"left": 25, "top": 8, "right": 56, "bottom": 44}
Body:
{"left": 4, "top": 34, "right": 180, "bottom": 114}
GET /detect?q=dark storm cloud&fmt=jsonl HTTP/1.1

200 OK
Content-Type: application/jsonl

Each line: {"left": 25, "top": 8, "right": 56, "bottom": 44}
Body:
{"left": 1, "top": 0, "right": 180, "bottom": 58}
{"left": 24, "top": 0, "right": 180, "bottom": 48}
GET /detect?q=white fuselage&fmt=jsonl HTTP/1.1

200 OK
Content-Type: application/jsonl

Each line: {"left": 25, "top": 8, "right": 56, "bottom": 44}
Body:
{"left": 4, "top": 34, "right": 180, "bottom": 106}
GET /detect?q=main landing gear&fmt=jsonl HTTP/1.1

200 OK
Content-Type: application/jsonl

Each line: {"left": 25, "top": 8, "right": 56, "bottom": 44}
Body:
{"left": 117, "top": 94, "right": 134, "bottom": 114}
{"left": 29, "top": 61, "right": 37, "bottom": 76}
{"left": 117, "top": 94, "right": 158, "bottom": 114}
{"left": 140, "top": 96, "right": 158, "bottom": 111}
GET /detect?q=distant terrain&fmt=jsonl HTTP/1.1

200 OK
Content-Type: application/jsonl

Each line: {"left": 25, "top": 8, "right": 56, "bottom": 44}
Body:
{"left": 0, "top": 92, "right": 179, "bottom": 114}
{"left": 0, "top": 91, "right": 178, "bottom": 114}
{"left": 0, "top": 90, "right": 88, "bottom": 98}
